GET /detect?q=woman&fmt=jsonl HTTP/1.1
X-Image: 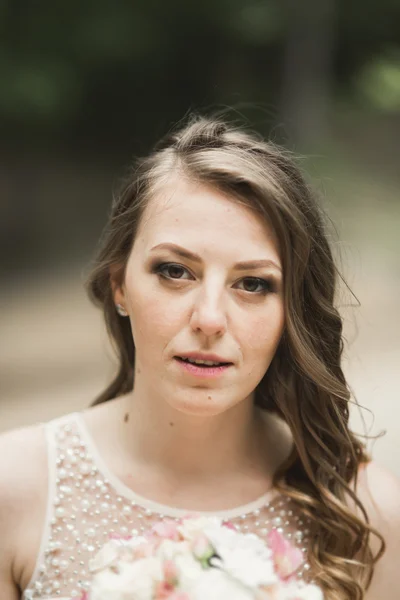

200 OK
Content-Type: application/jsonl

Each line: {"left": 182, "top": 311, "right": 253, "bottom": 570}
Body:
{"left": 0, "top": 116, "right": 398, "bottom": 600}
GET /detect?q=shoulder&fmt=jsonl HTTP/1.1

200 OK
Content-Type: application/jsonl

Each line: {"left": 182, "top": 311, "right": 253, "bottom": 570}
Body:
{"left": 355, "top": 460, "right": 400, "bottom": 531}
{"left": 354, "top": 460, "right": 400, "bottom": 599}
{"left": 0, "top": 423, "right": 48, "bottom": 585}
{"left": 0, "top": 422, "right": 48, "bottom": 505}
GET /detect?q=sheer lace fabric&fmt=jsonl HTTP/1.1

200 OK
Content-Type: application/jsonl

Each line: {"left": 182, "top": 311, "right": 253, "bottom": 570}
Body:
{"left": 23, "top": 413, "right": 312, "bottom": 599}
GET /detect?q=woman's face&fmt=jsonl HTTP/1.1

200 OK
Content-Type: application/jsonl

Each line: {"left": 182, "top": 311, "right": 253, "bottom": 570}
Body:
{"left": 114, "top": 177, "right": 284, "bottom": 417}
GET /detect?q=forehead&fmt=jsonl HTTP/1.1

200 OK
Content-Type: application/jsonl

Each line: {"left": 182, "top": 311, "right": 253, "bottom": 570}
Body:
{"left": 135, "top": 177, "right": 280, "bottom": 261}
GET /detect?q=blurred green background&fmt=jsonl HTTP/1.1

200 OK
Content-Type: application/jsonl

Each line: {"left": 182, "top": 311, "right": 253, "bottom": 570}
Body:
{"left": 1, "top": 1, "right": 399, "bottom": 473}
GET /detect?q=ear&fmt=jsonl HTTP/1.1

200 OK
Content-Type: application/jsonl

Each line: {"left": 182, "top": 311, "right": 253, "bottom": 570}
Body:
{"left": 109, "top": 264, "right": 126, "bottom": 308}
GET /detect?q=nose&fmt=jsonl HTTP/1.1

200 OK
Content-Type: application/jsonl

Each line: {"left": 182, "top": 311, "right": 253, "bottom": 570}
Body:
{"left": 189, "top": 287, "right": 228, "bottom": 338}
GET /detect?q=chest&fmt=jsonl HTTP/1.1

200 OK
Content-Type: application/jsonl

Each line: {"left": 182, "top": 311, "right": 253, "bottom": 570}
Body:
{"left": 19, "top": 416, "right": 312, "bottom": 599}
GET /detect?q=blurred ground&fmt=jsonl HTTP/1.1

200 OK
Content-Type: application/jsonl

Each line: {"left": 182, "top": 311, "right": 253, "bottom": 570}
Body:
{"left": 1, "top": 168, "right": 399, "bottom": 477}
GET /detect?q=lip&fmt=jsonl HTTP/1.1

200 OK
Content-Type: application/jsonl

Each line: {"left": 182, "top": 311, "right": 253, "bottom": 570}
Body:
{"left": 174, "top": 357, "right": 232, "bottom": 378}
{"left": 174, "top": 352, "right": 233, "bottom": 364}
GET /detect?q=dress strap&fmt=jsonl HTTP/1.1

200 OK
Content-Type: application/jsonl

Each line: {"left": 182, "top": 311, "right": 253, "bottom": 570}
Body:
{"left": 22, "top": 413, "right": 78, "bottom": 600}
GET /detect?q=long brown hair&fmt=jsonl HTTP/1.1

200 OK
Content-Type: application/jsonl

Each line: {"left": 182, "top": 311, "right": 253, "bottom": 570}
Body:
{"left": 86, "top": 114, "right": 384, "bottom": 599}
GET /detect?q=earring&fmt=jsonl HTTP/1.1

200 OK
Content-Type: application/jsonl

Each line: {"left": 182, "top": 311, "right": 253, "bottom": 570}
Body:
{"left": 115, "top": 303, "right": 128, "bottom": 317}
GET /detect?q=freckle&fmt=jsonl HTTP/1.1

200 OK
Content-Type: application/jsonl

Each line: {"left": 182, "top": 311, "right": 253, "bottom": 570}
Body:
{"left": 124, "top": 413, "right": 129, "bottom": 423}
{"left": 169, "top": 422, "right": 174, "bottom": 427}
{"left": 208, "top": 396, "right": 211, "bottom": 400}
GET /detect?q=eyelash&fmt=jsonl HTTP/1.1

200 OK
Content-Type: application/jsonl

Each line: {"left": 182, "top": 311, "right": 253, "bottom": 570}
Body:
{"left": 152, "top": 262, "right": 277, "bottom": 295}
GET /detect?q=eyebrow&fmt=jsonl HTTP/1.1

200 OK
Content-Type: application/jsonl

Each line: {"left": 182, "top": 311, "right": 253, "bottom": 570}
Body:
{"left": 149, "top": 243, "right": 282, "bottom": 272}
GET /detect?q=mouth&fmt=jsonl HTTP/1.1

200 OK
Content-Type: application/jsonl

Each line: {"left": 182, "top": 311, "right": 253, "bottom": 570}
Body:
{"left": 173, "top": 356, "right": 233, "bottom": 378}
{"left": 174, "top": 356, "right": 232, "bottom": 367}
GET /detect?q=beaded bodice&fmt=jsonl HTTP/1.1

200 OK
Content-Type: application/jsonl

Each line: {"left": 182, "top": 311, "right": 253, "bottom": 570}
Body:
{"left": 23, "top": 413, "right": 312, "bottom": 600}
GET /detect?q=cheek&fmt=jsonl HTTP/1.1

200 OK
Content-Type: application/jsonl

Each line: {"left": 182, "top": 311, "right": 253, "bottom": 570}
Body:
{"left": 128, "top": 288, "right": 184, "bottom": 343}
{"left": 238, "top": 308, "right": 284, "bottom": 383}
{"left": 244, "top": 304, "right": 285, "bottom": 356}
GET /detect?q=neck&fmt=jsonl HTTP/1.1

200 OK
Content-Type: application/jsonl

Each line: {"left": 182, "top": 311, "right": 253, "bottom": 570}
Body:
{"left": 116, "top": 384, "right": 270, "bottom": 484}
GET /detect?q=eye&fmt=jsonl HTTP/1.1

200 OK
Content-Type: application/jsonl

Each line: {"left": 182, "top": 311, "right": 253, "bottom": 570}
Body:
{"left": 235, "top": 277, "right": 276, "bottom": 295}
{"left": 153, "top": 262, "right": 277, "bottom": 295}
{"left": 155, "top": 262, "right": 193, "bottom": 280}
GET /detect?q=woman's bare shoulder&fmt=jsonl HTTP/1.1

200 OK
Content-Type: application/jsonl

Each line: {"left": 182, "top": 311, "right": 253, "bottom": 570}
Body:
{"left": 0, "top": 422, "right": 48, "bottom": 588}
{"left": 355, "top": 461, "right": 400, "bottom": 599}
{"left": 0, "top": 422, "right": 48, "bottom": 506}
{"left": 355, "top": 460, "right": 400, "bottom": 536}
{"left": 356, "top": 460, "right": 400, "bottom": 512}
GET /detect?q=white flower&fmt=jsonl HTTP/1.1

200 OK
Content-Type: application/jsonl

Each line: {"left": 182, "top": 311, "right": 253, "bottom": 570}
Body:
{"left": 125, "top": 536, "right": 149, "bottom": 550}
{"left": 205, "top": 525, "right": 270, "bottom": 557}
{"left": 178, "top": 516, "right": 223, "bottom": 541}
{"left": 210, "top": 548, "right": 277, "bottom": 588}
{"left": 187, "top": 568, "right": 256, "bottom": 600}
{"left": 301, "top": 585, "right": 324, "bottom": 600}
{"left": 87, "top": 519, "right": 324, "bottom": 600}
{"left": 89, "top": 537, "right": 151, "bottom": 574}
{"left": 155, "top": 538, "right": 191, "bottom": 561}
{"left": 173, "top": 552, "right": 206, "bottom": 589}
{"left": 90, "top": 556, "right": 163, "bottom": 600}
{"left": 274, "top": 582, "right": 324, "bottom": 600}
{"left": 205, "top": 527, "right": 277, "bottom": 588}
{"left": 89, "top": 540, "right": 121, "bottom": 573}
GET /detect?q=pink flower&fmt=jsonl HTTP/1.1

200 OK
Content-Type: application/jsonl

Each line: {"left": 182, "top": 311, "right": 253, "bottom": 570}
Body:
{"left": 222, "top": 520, "right": 237, "bottom": 531}
{"left": 267, "top": 529, "right": 304, "bottom": 580}
{"left": 190, "top": 533, "right": 214, "bottom": 561}
{"left": 133, "top": 540, "right": 158, "bottom": 559}
{"left": 163, "top": 559, "right": 179, "bottom": 586}
{"left": 154, "top": 579, "right": 176, "bottom": 599}
{"left": 154, "top": 581, "right": 190, "bottom": 600}
{"left": 151, "top": 519, "right": 182, "bottom": 541}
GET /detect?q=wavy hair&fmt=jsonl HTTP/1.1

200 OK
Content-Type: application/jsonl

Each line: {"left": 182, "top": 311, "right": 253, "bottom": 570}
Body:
{"left": 86, "top": 114, "right": 385, "bottom": 599}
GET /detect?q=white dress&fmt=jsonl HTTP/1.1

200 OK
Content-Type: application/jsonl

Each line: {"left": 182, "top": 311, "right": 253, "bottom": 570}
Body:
{"left": 22, "top": 412, "right": 312, "bottom": 599}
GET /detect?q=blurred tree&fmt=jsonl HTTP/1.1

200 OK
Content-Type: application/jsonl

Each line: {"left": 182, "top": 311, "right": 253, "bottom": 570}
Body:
{"left": 0, "top": 0, "right": 399, "bottom": 152}
{"left": 280, "top": 0, "right": 335, "bottom": 147}
{"left": 1, "top": 0, "right": 400, "bottom": 276}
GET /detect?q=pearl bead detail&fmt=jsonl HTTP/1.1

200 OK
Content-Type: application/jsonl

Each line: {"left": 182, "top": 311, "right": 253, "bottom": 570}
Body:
{"left": 22, "top": 415, "right": 311, "bottom": 599}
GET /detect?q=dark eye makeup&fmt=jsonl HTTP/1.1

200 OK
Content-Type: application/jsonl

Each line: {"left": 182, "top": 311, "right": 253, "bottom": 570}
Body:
{"left": 150, "top": 261, "right": 279, "bottom": 295}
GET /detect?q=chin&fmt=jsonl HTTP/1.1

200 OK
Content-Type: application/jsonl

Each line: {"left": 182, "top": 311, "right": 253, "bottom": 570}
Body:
{"left": 166, "top": 394, "right": 239, "bottom": 418}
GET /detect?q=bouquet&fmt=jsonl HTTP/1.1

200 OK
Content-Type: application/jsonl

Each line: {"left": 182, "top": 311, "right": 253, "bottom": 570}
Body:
{"left": 77, "top": 516, "right": 323, "bottom": 600}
